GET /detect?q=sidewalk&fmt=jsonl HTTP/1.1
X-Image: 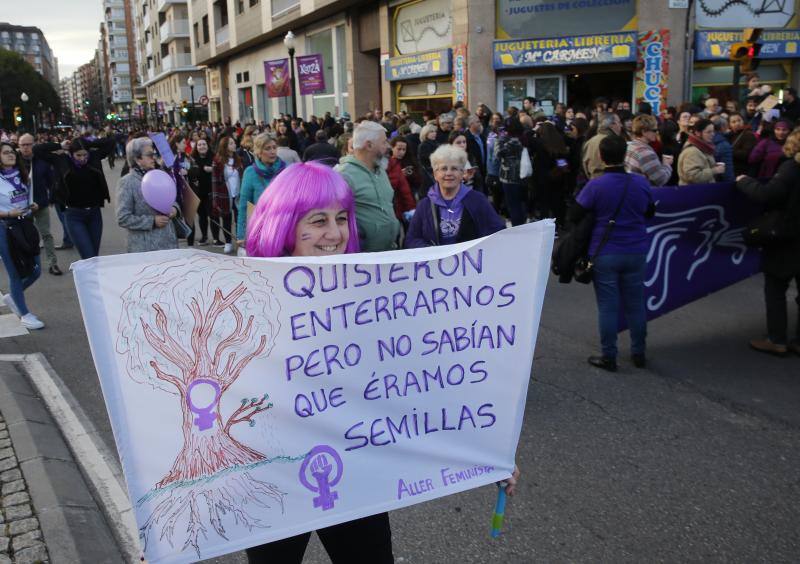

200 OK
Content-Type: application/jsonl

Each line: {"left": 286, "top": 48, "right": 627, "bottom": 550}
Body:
{"left": 0, "top": 412, "right": 49, "bottom": 564}
{"left": 0, "top": 360, "right": 123, "bottom": 564}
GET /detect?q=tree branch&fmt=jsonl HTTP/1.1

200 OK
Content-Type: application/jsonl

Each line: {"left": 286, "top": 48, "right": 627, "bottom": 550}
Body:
{"left": 224, "top": 395, "right": 273, "bottom": 433}
{"left": 222, "top": 335, "right": 268, "bottom": 390}
{"left": 141, "top": 316, "right": 192, "bottom": 375}
{"left": 149, "top": 361, "right": 185, "bottom": 392}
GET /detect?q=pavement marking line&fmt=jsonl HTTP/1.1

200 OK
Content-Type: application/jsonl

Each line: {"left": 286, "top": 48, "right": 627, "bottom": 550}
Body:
{"left": 0, "top": 313, "right": 29, "bottom": 337}
{"left": 0, "top": 353, "right": 142, "bottom": 564}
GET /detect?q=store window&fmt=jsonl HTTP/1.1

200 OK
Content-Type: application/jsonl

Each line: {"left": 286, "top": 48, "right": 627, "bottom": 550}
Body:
{"left": 238, "top": 87, "right": 254, "bottom": 122}
{"left": 307, "top": 28, "right": 335, "bottom": 116}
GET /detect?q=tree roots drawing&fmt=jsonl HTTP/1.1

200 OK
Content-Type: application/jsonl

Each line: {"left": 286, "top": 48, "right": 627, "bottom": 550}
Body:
{"left": 139, "top": 471, "right": 286, "bottom": 558}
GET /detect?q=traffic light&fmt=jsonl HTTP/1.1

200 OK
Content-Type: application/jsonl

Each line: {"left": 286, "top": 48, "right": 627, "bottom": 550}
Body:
{"left": 730, "top": 28, "right": 762, "bottom": 73}
{"left": 181, "top": 100, "right": 188, "bottom": 114}
{"left": 13, "top": 107, "right": 22, "bottom": 124}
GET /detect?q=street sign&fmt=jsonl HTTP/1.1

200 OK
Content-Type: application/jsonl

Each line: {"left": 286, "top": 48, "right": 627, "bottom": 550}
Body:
{"left": 198, "top": 95, "right": 209, "bottom": 106}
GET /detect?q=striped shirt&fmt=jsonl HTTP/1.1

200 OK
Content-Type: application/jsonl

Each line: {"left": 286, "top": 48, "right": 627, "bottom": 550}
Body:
{"left": 625, "top": 139, "right": 671, "bottom": 186}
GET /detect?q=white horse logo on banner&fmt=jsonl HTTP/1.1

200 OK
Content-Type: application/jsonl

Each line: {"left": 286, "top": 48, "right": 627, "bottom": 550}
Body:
{"left": 644, "top": 205, "right": 750, "bottom": 312}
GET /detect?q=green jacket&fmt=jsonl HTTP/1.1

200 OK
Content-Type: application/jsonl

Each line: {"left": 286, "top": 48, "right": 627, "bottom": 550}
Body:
{"left": 335, "top": 155, "right": 400, "bottom": 251}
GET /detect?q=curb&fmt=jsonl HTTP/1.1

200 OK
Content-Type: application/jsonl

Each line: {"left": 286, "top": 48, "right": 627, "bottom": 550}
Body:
{"left": 0, "top": 355, "right": 133, "bottom": 563}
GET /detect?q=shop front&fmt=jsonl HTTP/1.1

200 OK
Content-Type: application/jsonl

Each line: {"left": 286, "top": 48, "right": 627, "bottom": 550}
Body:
{"left": 385, "top": 48, "right": 454, "bottom": 120}
{"left": 493, "top": 32, "right": 638, "bottom": 113}
{"left": 388, "top": 0, "right": 454, "bottom": 118}
{"left": 693, "top": 29, "right": 800, "bottom": 103}
{"left": 493, "top": 0, "right": 638, "bottom": 114}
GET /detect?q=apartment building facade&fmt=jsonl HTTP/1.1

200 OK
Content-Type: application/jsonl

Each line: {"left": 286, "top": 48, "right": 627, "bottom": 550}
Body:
{"left": 102, "top": 0, "right": 139, "bottom": 116}
{"left": 134, "top": 0, "right": 207, "bottom": 124}
{"left": 185, "top": 1, "right": 800, "bottom": 124}
{"left": 0, "top": 23, "right": 59, "bottom": 90}
{"left": 188, "top": 0, "right": 380, "bottom": 123}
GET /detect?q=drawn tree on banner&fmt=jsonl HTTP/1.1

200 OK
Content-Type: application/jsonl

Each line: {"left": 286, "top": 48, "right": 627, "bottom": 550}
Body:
{"left": 116, "top": 254, "right": 284, "bottom": 557}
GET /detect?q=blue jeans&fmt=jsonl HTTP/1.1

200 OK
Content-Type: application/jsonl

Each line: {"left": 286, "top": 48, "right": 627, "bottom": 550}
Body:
{"left": 55, "top": 206, "right": 72, "bottom": 246}
{"left": 64, "top": 207, "right": 103, "bottom": 259}
{"left": 592, "top": 254, "right": 647, "bottom": 359}
{"left": 501, "top": 182, "right": 526, "bottom": 226}
{"left": 0, "top": 222, "right": 41, "bottom": 316}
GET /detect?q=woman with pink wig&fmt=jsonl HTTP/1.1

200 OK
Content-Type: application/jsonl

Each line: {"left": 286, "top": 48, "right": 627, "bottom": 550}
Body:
{"left": 245, "top": 161, "right": 392, "bottom": 562}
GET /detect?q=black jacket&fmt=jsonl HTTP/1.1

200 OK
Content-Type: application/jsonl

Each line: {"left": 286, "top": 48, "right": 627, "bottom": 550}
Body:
{"left": 737, "top": 158, "right": 800, "bottom": 278}
{"left": 36, "top": 139, "right": 112, "bottom": 207}
{"left": 22, "top": 150, "right": 55, "bottom": 208}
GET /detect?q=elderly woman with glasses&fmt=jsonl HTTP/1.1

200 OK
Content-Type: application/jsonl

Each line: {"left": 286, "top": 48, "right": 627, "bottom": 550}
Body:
{"left": 624, "top": 115, "right": 674, "bottom": 186}
{"left": 405, "top": 144, "right": 505, "bottom": 248}
{"left": 116, "top": 137, "right": 179, "bottom": 253}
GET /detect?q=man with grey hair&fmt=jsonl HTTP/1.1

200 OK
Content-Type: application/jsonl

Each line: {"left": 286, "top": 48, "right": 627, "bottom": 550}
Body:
{"left": 17, "top": 134, "right": 62, "bottom": 275}
{"left": 334, "top": 121, "right": 400, "bottom": 251}
{"left": 465, "top": 115, "right": 487, "bottom": 176}
{"left": 582, "top": 112, "right": 622, "bottom": 180}
{"left": 436, "top": 113, "right": 454, "bottom": 145}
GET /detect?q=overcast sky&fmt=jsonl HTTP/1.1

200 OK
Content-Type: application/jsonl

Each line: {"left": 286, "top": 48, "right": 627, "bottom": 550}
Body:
{"left": 4, "top": 0, "right": 105, "bottom": 80}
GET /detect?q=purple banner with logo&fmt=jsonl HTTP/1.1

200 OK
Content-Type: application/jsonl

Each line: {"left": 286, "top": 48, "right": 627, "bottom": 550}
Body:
{"left": 640, "top": 182, "right": 761, "bottom": 325}
{"left": 264, "top": 58, "right": 291, "bottom": 98}
{"left": 296, "top": 54, "right": 325, "bottom": 95}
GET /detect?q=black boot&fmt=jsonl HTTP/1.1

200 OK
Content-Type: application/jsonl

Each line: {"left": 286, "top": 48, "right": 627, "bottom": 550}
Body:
{"left": 588, "top": 356, "right": 617, "bottom": 372}
{"left": 631, "top": 354, "right": 647, "bottom": 368}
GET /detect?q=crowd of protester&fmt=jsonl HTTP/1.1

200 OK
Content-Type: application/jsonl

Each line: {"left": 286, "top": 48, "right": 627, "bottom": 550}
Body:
{"left": 0, "top": 71, "right": 798, "bottom": 361}
{"left": 0, "top": 70, "right": 798, "bottom": 560}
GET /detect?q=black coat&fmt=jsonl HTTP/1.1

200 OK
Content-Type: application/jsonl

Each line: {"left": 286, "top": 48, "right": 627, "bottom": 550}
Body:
{"left": 737, "top": 158, "right": 800, "bottom": 278}
{"left": 36, "top": 139, "right": 112, "bottom": 207}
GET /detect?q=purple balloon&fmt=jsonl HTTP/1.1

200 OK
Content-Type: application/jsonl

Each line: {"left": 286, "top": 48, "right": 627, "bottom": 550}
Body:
{"left": 141, "top": 169, "right": 176, "bottom": 214}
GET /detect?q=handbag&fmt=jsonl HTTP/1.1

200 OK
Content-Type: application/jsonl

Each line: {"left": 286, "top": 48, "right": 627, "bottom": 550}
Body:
{"left": 573, "top": 177, "right": 631, "bottom": 284}
{"left": 520, "top": 147, "right": 533, "bottom": 179}
{"left": 171, "top": 207, "right": 192, "bottom": 240}
{"left": 6, "top": 217, "right": 41, "bottom": 279}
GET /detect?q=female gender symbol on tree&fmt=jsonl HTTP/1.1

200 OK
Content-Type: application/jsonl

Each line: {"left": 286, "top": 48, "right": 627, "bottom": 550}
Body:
{"left": 116, "top": 255, "right": 285, "bottom": 557}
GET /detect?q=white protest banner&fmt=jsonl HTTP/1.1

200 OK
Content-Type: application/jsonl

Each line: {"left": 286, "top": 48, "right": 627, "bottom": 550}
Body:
{"left": 73, "top": 221, "right": 554, "bottom": 563}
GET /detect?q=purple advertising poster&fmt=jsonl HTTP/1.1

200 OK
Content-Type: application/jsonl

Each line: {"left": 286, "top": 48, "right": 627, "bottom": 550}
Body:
{"left": 264, "top": 58, "right": 291, "bottom": 98}
{"left": 630, "top": 181, "right": 762, "bottom": 328}
{"left": 296, "top": 54, "right": 325, "bottom": 95}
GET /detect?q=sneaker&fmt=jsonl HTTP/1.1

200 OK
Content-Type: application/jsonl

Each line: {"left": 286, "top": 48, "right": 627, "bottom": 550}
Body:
{"left": 197, "top": 239, "right": 209, "bottom": 246}
{"left": 48, "top": 265, "right": 63, "bottom": 276}
{"left": 213, "top": 240, "right": 225, "bottom": 247}
{"left": 20, "top": 313, "right": 44, "bottom": 330}
{"left": 55, "top": 243, "right": 73, "bottom": 250}
{"left": 223, "top": 243, "right": 234, "bottom": 254}
{"left": 749, "top": 338, "right": 788, "bottom": 357}
{"left": 588, "top": 355, "right": 617, "bottom": 372}
{"left": 3, "top": 294, "right": 20, "bottom": 317}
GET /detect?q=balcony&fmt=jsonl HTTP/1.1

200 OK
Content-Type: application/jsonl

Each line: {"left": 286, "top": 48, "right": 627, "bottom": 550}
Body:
{"left": 161, "top": 53, "right": 193, "bottom": 71}
{"left": 145, "top": 39, "right": 153, "bottom": 56}
{"left": 147, "top": 67, "right": 154, "bottom": 82}
{"left": 105, "top": 8, "right": 126, "bottom": 23}
{"left": 215, "top": 25, "right": 229, "bottom": 46}
{"left": 103, "top": 0, "right": 124, "bottom": 8}
{"left": 157, "top": 0, "right": 182, "bottom": 13}
{"left": 110, "top": 50, "right": 128, "bottom": 62}
{"left": 160, "top": 19, "right": 189, "bottom": 43}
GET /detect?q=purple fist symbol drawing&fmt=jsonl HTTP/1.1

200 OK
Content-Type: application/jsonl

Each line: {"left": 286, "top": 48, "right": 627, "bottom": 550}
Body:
{"left": 299, "top": 445, "right": 343, "bottom": 511}
{"left": 186, "top": 379, "right": 221, "bottom": 431}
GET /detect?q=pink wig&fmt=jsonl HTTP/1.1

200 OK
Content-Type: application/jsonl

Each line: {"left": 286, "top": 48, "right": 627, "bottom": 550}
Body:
{"left": 246, "top": 161, "right": 360, "bottom": 258}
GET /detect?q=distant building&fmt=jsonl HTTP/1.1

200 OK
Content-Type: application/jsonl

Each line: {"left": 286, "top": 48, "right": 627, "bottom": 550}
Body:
{"left": 0, "top": 22, "right": 59, "bottom": 90}
{"left": 133, "top": 0, "right": 205, "bottom": 125}
{"left": 101, "top": 0, "right": 140, "bottom": 116}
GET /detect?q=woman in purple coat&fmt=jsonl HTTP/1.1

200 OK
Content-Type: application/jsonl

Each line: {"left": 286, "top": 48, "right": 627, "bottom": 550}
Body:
{"left": 405, "top": 145, "right": 505, "bottom": 248}
{"left": 748, "top": 120, "right": 790, "bottom": 178}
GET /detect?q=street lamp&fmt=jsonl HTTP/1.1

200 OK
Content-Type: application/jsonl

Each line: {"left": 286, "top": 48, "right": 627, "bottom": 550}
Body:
{"left": 187, "top": 76, "right": 195, "bottom": 124}
{"left": 20, "top": 92, "right": 29, "bottom": 132}
{"left": 283, "top": 31, "right": 297, "bottom": 119}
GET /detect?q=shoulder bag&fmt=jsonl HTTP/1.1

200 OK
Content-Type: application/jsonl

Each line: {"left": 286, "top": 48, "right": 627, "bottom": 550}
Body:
{"left": 573, "top": 176, "right": 631, "bottom": 284}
